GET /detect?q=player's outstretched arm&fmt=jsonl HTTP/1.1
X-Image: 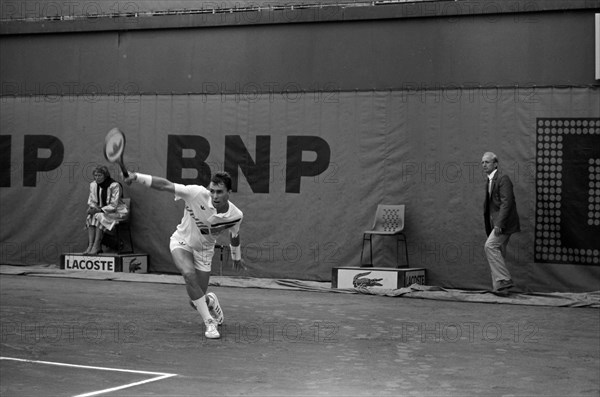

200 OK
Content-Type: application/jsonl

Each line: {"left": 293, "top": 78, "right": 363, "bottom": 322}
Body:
{"left": 124, "top": 171, "right": 176, "bottom": 194}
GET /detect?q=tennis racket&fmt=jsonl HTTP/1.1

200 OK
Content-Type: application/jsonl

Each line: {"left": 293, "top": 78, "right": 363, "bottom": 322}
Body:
{"left": 104, "top": 127, "right": 129, "bottom": 178}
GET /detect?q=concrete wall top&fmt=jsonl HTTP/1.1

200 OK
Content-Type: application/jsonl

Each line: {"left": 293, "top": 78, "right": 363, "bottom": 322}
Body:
{"left": 1, "top": 0, "right": 598, "bottom": 34}
{"left": 1, "top": 0, "right": 599, "bottom": 95}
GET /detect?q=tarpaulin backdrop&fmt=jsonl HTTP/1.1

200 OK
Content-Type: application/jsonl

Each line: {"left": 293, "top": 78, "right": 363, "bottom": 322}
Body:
{"left": 1, "top": 87, "right": 599, "bottom": 292}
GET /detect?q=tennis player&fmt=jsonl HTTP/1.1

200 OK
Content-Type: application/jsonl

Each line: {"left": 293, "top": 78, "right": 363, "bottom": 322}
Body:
{"left": 125, "top": 171, "right": 244, "bottom": 339}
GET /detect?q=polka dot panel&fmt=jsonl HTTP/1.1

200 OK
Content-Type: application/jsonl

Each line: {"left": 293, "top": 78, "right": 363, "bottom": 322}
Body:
{"left": 535, "top": 118, "right": 600, "bottom": 265}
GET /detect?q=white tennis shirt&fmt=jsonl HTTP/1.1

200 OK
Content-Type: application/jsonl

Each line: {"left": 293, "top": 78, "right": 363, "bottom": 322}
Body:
{"left": 171, "top": 183, "right": 243, "bottom": 252}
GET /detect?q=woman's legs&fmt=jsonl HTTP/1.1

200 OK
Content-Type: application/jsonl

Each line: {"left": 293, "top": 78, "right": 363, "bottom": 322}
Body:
{"left": 89, "top": 227, "right": 103, "bottom": 254}
{"left": 83, "top": 226, "right": 95, "bottom": 254}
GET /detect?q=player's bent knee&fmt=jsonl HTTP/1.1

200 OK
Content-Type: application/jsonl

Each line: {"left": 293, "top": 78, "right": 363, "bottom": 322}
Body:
{"left": 181, "top": 270, "right": 198, "bottom": 285}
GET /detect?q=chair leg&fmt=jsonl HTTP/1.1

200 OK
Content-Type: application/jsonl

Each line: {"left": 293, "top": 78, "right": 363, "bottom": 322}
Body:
{"left": 121, "top": 228, "right": 133, "bottom": 254}
{"left": 360, "top": 235, "right": 365, "bottom": 265}
{"left": 369, "top": 236, "right": 373, "bottom": 266}
{"left": 395, "top": 235, "right": 409, "bottom": 268}
{"left": 396, "top": 236, "right": 400, "bottom": 268}
{"left": 115, "top": 224, "right": 134, "bottom": 254}
{"left": 360, "top": 234, "right": 373, "bottom": 267}
{"left": 114, "top": 227, "right": 121, "bottom": 254}
{"left": 399, "top": 235, "right": 409, "bottom": 268}
{"left": 404, "top": 236, "right": 409, "bottom": 267}
{"left": 127, "top": 227, "right": 134, "bottom": 253}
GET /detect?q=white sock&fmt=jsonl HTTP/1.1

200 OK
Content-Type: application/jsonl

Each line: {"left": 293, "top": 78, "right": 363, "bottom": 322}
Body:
{"left": 192, "top": 296, "right": 212, "bottom": 323}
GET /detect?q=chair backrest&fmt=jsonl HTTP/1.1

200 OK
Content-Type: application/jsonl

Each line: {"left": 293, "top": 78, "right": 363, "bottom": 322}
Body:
{"left": 371, "top": 204, "right": 405, "bottom": 233}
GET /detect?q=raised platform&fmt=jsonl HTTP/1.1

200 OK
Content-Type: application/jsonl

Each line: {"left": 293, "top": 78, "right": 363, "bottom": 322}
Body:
{"left": 332, "top": 266, "right": 426, "bottom": 290}
{"left": 60, "top": 253, "right": 148, "bottom": 273}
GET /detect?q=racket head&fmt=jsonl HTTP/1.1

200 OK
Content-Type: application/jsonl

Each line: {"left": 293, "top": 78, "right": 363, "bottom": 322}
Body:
{"left": 104, "top": 127, "right": 128, "bottom": 177}
{"left": 104, "top": 128, "right": 126, "bottom": 162}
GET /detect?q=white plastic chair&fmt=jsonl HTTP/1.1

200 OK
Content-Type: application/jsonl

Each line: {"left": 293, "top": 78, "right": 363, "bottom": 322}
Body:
{"left": 360, "top": 204, "right": 409, "bottom": 268}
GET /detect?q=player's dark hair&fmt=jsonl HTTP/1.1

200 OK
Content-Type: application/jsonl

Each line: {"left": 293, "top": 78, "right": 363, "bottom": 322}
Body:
{"left": 211, "top": 171, "right": 233, "bottom": 191}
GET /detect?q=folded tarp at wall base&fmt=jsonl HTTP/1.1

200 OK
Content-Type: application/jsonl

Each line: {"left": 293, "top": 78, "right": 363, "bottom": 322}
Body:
{"left": 2, "top": 265, "right": 598, "bottom": 308}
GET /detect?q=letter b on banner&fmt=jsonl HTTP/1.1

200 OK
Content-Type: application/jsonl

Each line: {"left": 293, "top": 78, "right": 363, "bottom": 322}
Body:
{"left": 167, "top": 135, "right": 211, "bottom": 186}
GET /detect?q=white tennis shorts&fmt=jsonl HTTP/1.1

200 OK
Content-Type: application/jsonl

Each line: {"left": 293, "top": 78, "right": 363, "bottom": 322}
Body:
{"left": 169, "top": 238, "right": 213, "bottom": 272}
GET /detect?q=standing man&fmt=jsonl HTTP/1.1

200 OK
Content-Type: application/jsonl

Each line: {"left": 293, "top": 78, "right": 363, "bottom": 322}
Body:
{"left": 125, "top": 171, "right": 244, "bottom": 339}
{"left": 481, "top": 152, "right": 520, "bottom": 293}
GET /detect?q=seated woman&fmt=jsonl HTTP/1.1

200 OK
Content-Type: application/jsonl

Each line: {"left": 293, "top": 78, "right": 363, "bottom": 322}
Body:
{"left": 84, "top": 165, "right": 129, "bottom": 254}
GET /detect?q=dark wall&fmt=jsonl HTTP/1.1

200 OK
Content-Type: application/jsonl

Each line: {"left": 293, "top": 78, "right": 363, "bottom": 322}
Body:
{"left": 2, "top": 7, "right": 599, "bottom": 97}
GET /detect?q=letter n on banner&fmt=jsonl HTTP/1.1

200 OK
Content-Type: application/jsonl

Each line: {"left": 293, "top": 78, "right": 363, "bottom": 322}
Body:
{"left": 534, "top": 118, "right": 600, "bottom": 265}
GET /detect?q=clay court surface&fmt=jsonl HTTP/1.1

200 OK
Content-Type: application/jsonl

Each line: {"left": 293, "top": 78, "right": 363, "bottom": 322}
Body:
{"left": 1, "top": 272, "right": 599, "bottom": 397}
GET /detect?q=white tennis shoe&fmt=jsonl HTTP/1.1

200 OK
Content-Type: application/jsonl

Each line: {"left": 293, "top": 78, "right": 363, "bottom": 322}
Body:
{"left": 207, "top": 292, "right": 224, "bottom": 325}
{"left": 204, "top": 318, "right": 220, "bottom": 339}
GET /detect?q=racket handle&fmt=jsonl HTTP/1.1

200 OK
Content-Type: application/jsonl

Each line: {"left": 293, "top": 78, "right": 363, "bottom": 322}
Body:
{"left": 119, "top": 162, "right": 129, "bottom": 178}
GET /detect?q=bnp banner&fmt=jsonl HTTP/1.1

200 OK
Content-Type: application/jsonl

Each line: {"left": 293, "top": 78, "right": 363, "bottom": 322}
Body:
{"left": 0, "top": 88, "right": 598, "bottom": 291}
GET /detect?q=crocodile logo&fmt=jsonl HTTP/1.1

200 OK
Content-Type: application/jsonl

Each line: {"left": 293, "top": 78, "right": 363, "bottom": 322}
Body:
{"left": 127, "top": 258, "right": 142, "bottom": 273}
{"left": 353, "top": 271, "right": 383, "bottom": 287}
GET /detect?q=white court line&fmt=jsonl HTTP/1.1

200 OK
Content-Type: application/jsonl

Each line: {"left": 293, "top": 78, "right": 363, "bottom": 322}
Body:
{"left": 1, "top": 356, "right": 177, "bottom": 397}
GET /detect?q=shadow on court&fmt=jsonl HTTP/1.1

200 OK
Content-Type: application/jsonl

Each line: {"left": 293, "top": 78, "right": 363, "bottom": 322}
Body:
{"left": 1, "top": 273, "right": 599, "bottom": 396}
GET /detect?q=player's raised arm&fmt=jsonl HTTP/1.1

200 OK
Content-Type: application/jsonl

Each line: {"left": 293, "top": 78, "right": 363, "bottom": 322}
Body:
{"left": 125, "top": 171, "right": 176, "bottom": 194}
